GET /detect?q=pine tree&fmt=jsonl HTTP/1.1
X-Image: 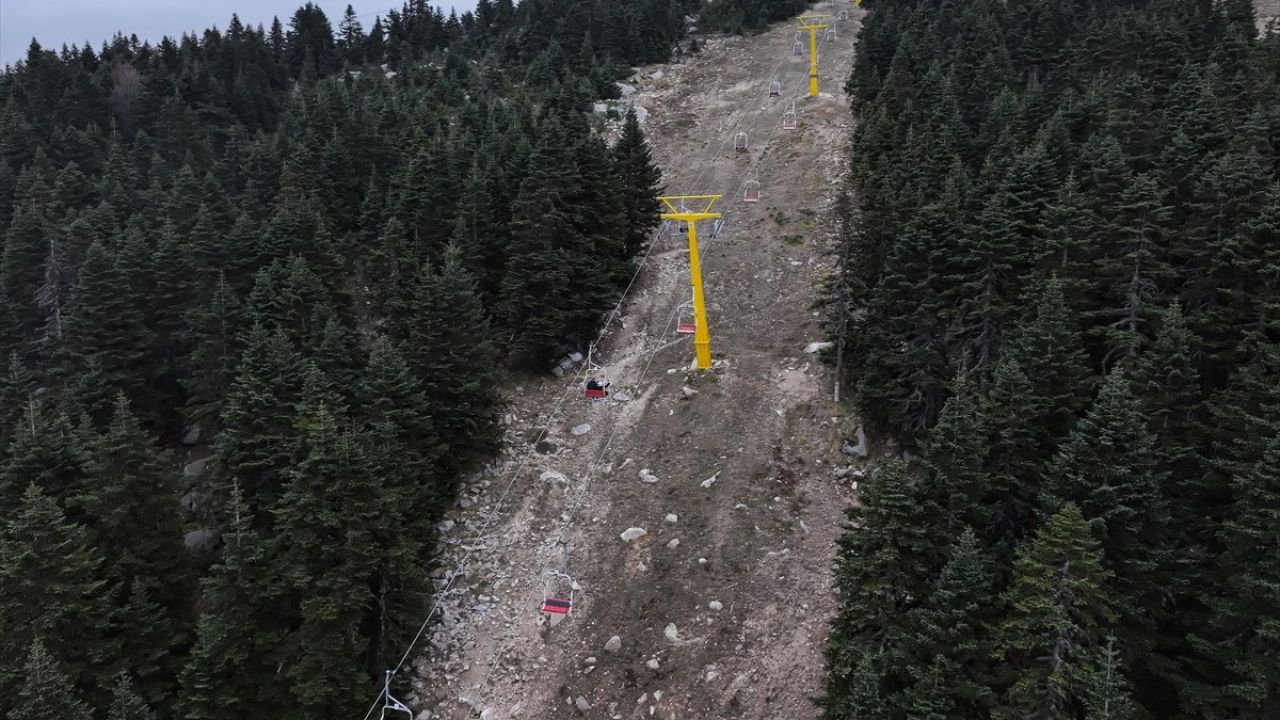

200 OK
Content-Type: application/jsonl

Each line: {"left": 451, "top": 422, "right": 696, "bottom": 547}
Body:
{"left": 0, "top": 484, "right": 115, "bottom": 710}
{"left": 827, "top": 462, "right": 937, "bottom": 700}
{"left": 899, "top": 529, "right": 999, "bottom": 717}
{"left": 82, "top": 396, "right": 194, "bottom": 703}
{"left": 611, "top": 107, "right": 664, "bottom": 260}
{"left": 214, "top": 323, "right": 303, "bottom": 516}
{"left": 1047, "top": 372, "right": 1170, "bottom": 660}
{"left": 183, "top": 272, "right": 244, "bottom": 429}
{"left": 57, "top": 239, "right": 159, "bottom": 425}
{"left": 272, "top": 406, "right": 379, "bottom": 716}
{"left": 107, "top": 673, "right": 156, "bottom": 720}
{"left": 1084, "top": 637, "right": 1144, "bottom": 720}
{"left": 1189, "top": 434, "right": 1280, "bottom": 718}
{"left": 998, "top": 504, "right": 1116, "bottom": 720}
{"left": 9, "top": 639, "right": 95, "bottom": 720}
{"left": 916, "top": 379, "right": 992, "bottom": 539}
{"left": 406, "top": 243, "right": 502, "bottom": 473}
{"left": 178, "top": 487, "right": 284, "bottom": 720}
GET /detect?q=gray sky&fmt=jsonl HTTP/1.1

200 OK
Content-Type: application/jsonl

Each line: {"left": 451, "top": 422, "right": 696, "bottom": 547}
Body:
{"left": 1, "top": 0, "right": 478, "bottom": 67}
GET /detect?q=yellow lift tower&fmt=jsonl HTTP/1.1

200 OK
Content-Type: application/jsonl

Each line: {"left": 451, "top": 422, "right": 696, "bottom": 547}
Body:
{"left": 798, "top": 15, "right": 830, "bottom": 97}
{"left": 659, "top": 195, "right": 722, "bottom": 371}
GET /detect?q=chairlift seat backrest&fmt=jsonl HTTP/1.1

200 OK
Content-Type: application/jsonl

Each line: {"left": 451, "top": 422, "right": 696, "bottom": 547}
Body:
{"left": 541, "top": 597, "right": 572, "bottom": 615}
{"left": 677, "top": 322, "right": 696, "bottom": 335}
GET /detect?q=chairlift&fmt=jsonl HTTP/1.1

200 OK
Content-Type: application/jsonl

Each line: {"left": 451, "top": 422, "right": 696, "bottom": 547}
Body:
{"left": 540, "top": 571, "right": 576, "bottom": 617}
{"left": 769, "top": 80, "right": 781, "bottom": 97}
{"left": 583, "top": 346, "right": 609, "bottom": 401}
{"left": 676, "top": 299, "right": 697, "bottom": 335}
{"left": 792, "top": 40, "right": 804, "bottom": 57}
{"left": 380, "top": 671, "right": 413, "bottom": 720}
{"left": 825, "top": 27, "right": 838, "bottom": 42}
{"left": 710, "top": 218, "right": 725, "bottom": 238}
{"left": 744, "top": 176, "right": 761, "bottom": 204}
{"left": 782, "top": 102, "right": 798, "bottom": 130}
{"left": 734, "top": 131, "right": 749, "bottom": 153}
{"left": 677, "top": 199, "right": 690, "bottom": 234}
{"left": 839, "top": 10, "right": 850, "bottom": 21}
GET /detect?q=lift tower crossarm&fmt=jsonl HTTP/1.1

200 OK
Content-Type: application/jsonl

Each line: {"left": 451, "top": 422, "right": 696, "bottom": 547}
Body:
{"left": 659, "top": 194, "right": 723, "bottom": 371}
{"left": 797, "top": 15, "right": 830, "bottom": 97}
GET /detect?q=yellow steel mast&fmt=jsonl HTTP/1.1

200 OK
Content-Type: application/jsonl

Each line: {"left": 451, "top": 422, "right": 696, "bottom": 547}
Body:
{"left": 659, "top": 195, "right": 722, "bottom": 371}
{"left": 798, "top": 15, "right": 830, "bottom": 97}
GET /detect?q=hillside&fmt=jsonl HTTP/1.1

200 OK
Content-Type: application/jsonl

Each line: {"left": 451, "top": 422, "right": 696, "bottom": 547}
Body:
{"left": 404, "top": 3, "right": 862, "bottom": 719}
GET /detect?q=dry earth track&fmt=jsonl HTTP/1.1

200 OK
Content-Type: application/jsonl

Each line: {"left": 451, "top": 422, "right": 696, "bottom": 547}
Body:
{"left": 405, "top": 4, "right": 868, "bottom": 720}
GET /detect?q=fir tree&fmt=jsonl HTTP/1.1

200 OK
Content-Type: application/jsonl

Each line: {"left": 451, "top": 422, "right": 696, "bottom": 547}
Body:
{"left": 1047, "top": 372, "right": 1170, "bottom": 660}
{"left": 1084, "top": 637, "right": 1144, "bottom": 720}
{"left": 405, "top": 243, "right": 502, "bottom": 473}
{"left": 0, "top": 484, "right": 115, "bottom": 710}
{"left": 108, "top": 673, "right": 157, "bottom": 720}
{"left": 998, "top": 504, "right": 1116, "bottom": 720}
{"left": 9, "top": 639, "right": 95, "bottom": 720}
{"left": 611, "top": 107, "right": 664, "bottom": 260}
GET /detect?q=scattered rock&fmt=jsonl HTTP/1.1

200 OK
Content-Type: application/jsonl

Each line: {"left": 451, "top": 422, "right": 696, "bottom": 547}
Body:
{"left": 664, "top": 623, "right": 680, "bottom": 642}
{"left": 551, "top": 365, "right": 565, "bottom": 378}
{"left": 646, "top": 658, "right": 660, "bottom": 669}
{"left": 620, "top": 527, "right": 647, "bottom": 543}
{"left": 617, "top": 82, "right": 636, "bottom": 97}
{"left": 437, "top": 520, "right": 455, "bottom": 533}
{"left": 605, "top": 635, "right": 623, "bottom": 653}
{"left": 576, "top": 696, "right": 592, "bottom": 712}
{"left": 415, "top": 711, "right": 432, "bottom": 720}
{"left": 639, "top": 468, "right": 659, "bottom": 484}
{"left": 709, "top": 600, "right": 723, "bottom": 611}
{"left": 181, "top": 425, "right": 202, "bottom": 446}
{"left": 183, "top": 527, "right": 218, "bottom": 551}
{"left": 649, "top": 69, "right": 665, "bottom": 80}
{"left": 571, "top": 423, "right": 592, "bottom": 436}
{"left": 664, "top": 513, "right": 678, "bottom": 524}
{"left": 842, "top": 425, "right": 869, "bottom": 458}
{"left": 182, "top": 457, "right": 210, "bottom": 479}
{"left": 681, "top": 386, "right": 698, "bottom": 398}
{"left": 804, "top": 341, "right": 834, "bottom": 354}
{"left": 569, "top": 351, "right": 584, "bottom": 363}
{"left": 459, "top": 497, "right": 474, "bottom": 510}
{"left": 701, "top": 471, "right": 720, "bottom": 489}
{"left": 705, "top": 670, "right": 720, "bottom": 682}
{"left": 833, "top": 466, "right": 852, "bottom": 479}
{"left": 540, "top": 470, "right": 568, "bottom": 485}
{"left": 666, "top": 538, "right": 680, "bottom": 549}
{"left": 613, "top": 390, "right": 633, "bottom": 402}
{"left": 480, "top": 709, "right": 495, "bottom": 720}
{"left": 585, "top": 657, "right": 598, "bottom": 665}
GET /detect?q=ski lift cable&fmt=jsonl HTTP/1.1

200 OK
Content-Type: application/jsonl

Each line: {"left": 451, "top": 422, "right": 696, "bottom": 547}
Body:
{"left": 360, "top": 20, "right": 828, "bottom": 720}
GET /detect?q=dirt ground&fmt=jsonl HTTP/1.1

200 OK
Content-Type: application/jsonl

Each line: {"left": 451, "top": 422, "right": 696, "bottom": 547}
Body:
{"left": 404, "top": 4, "right": 868, "bottom": 720}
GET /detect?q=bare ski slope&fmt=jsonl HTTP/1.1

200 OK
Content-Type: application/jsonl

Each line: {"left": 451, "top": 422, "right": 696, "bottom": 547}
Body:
{"left": 403, "top": 4, "right": 866, "bottom": 719}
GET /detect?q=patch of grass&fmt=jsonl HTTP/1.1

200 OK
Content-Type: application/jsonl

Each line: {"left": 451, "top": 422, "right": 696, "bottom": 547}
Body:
{"left": 772, "top": 210, "right": 790, "bottom": 225}
{"left": 781, "top": 234, "right": 804, "bottom": 245}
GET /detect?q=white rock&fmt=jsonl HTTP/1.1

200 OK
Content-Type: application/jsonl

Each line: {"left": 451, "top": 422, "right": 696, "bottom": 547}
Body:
{"left": 709, "top": 600, "right": 723, "bottom": 611}
{"left": 540, "top": 470, "right": 568, "bottom": 484}
{"left": 664, "top": 623, "right": 680, "bottom": 642}
{"left": 646, "top": 657, "right": 660, "bottom": 669}
{"left": 842, "top": 425, "right": 869, "bottom": 458}
{"left": 437, "top": 519, "right": 455, "bottom": 533}
{"left": 701, "top": 471, "right": 720, "bottom": 489}
{"left": 617, "top": 82, "right": 636, "bottom": 97}
{"left": 480, "top": 709, "right": 495, "bottom": 720}
{"left": 620, "top": 527, "right": 647, "bottom": 542}
{"left": 666, "top": 538, "right": 680, "bottom": 549}
{"left": 576, "top": 696, "right": 592, "bottom": 712}
{"left": 585, "top": 656, "right": 598, "bottom": 665}
{"left": 571, "top": 423, "right": 592, "bottom": 436}
{"left": 415, "top": 711, "right": 432, "bottom": 720}
{"left": 833, "top": 466, "right": 852, "bottom": 479}
{"left": 605, "top": 635, "right": 622, "bottom": 653}
{"left": 705, "top": 670, "right": 720, "bottom": 682}
{"left": 664, "top": 513, "right": 678, "bottom": 524}
{"left": 681, "top": 385, "right": 698, "bottom": 398}
{"left": 653, "top": 691, "right": 664, "bottom": 702}
{"left": 804, "top": 341, "right": 834, "bottom": 354}
{"left": 639, "top": 468, "right": 659, "bottom": 484}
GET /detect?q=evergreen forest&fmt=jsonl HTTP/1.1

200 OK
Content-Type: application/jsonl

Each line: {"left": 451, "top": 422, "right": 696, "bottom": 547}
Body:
{"left": 0, "top": 0, "right": 827, "bottom": 715}
{"left": 826, "top": 0, "right": 1280, "bottom": 719}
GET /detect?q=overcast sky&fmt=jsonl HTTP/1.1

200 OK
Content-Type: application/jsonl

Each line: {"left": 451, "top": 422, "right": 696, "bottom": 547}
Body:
{"left": 1, "top": 0, "right": 478, "bottom": 67}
